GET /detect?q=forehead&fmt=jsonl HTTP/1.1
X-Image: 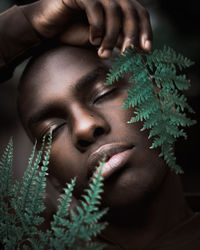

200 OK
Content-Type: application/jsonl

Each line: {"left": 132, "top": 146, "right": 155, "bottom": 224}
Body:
{"left": 22, "top": 46, "right": 110, "bottom": 90}
{"left": 19, "top": 46, "right": 113, "bottom": 124}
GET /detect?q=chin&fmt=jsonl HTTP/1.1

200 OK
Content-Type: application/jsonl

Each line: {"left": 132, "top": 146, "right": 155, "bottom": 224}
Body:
{"left": 100, "top": 160, "right": 167, "bottom": 210}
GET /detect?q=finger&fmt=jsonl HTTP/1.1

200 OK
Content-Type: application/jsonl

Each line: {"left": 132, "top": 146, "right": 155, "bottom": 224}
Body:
{"left": 116, "top": 33, "right": 123, "bottom": 48}
{"left": 59, "top": 23, "right": 90, "bottom": 45}
{"left": 130, "top": 0, "right": 152, "bottom": 51}
{"left": 78, "top": 0, "right": 105, "bottom": 46}
{"left": 119, "top": 0, "right": 140, "bottom": 54}
{"left": 98, "top": 0, "right": 122, "bottom": 58}
{"left": 137, "top": 5, "right": 152, "bottom": 51}
{"left": 87, "top": 1, "right": 105, "bottom": 46}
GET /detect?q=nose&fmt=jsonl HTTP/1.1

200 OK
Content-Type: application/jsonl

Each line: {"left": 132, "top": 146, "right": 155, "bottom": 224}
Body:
{"left": 71, "top": 105, "right": 110, "bottom": 151}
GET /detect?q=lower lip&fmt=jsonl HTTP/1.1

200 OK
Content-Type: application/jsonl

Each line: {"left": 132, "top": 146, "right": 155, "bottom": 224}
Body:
{"left": 95, "top": 149, "right": 133, "bottom": 181}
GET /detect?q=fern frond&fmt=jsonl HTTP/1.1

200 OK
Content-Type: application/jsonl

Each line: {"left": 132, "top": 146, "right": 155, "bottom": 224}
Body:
{"left": 84, "top": 241, "right": 106, "bottom": 250}
{"left": 106, "top": 46, "right": 196, "bottom": 174}
{"left": 50, "top": 163, "right": 108, "bottom": 249}
{"left": 48, "top": 178, "right": 76, "bottom": 249}
{"left": 12, "top": 141, "right": 37, "bottom": 201}
{"left": 105, "top": 47, "right": 142, "bottom": 85}
{"left": 150, "top": 46, "right": 194, "bottom": 70}
{"left": 29, "top": 133, "right": 52, "bottom": 225}
{"left": 0, "top": 139, "right": 16, "bottom": 246}
{"left": 5, "top": 135, "right": 52, "bottom": 247}
{"left": 75, "top": 164, "right": 108, "bottom": 244}
{"left": 18, "top": 137, "right": 46, "bottom": 216}
{"left": 51, "top": 178, "right": 76, "bottom": 228}
{"left": 1, "top": 137, "right": 108, "bottom": 249}
{"left": 0, "top": 138, "right": 13, "bottom": 196}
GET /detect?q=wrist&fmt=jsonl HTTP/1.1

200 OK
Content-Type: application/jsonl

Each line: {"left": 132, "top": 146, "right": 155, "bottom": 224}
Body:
{"left": 20, "top": 0, "right": 73, "bottom": 39}
{"left": 20, "top": 2, "right": 44, "bottom": 36}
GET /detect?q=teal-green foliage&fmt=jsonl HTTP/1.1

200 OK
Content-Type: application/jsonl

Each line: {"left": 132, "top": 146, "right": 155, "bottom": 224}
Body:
{"left": 106, "top": 46, "right": 196, "bottom": 174}
{"left": 0, "top": 134, "right": 107, "bottom": 249}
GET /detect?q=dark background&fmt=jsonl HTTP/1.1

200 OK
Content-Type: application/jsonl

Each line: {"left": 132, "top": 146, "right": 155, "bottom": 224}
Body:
{"left": 0, "top": 0, "right": 200, "bottom": 210}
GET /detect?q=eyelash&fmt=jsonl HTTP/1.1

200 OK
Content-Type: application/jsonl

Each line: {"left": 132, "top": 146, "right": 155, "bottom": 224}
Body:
{"left": 37, "top": 88, "right": 117, "bottom": 141}
{"left": 93, "top": 88, "right": 117, "bottom": 104}
{"left": 40, "top": 122, "right": 66, "bottom": 141}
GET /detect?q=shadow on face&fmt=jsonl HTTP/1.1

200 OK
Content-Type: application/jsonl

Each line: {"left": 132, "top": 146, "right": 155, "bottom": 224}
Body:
{"left": 17, "top": 45, "right": 168, "bottom": 210}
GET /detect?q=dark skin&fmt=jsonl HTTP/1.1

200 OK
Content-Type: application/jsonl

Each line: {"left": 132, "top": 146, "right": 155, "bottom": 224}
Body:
{"left": 21, "top": 0, "right": 153, "bottom": 58}
{"left": 18, "top": 46, "right": 193, "bottom": 249}
{"left": 0, "top": 0, "right": 191, "bottom": 248}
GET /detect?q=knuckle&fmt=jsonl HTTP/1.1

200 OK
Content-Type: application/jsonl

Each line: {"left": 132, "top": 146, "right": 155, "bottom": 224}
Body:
{"left": 106, "top": 0, "right": 120, "bottom": 11}
{"left": 128, "top": 5, "right": 138, "bottom": 17}
{"left": 91, "top": 22, "right": 104, "bottom": 32}
{"left": 90, "top": 0, "right": 99, "bottom": 8}
{"left": 103, "top": 33, "right": 118, "bottom": 46}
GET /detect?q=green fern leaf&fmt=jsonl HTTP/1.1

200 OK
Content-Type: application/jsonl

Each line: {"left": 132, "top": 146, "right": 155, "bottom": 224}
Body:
{"left": 0, "top": 138, "right": 13, "bottom": 196}
{"left": 106, "top": 46, "right": 196, "bottom": 174}
{"left": 0, "top": 136, "right": 108, "bottom": 249}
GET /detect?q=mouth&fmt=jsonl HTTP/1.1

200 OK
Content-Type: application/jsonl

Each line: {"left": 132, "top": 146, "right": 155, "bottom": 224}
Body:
{"left": 87, "top": 143, "right": 134, "bottom": 181}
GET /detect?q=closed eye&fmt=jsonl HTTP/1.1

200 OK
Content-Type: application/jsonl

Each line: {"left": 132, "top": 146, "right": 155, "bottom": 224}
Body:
{"left": 93, "top": 88, "right": 117, "bottom": 104}
{"left": 49, "top": 122, "right": 66, "bottom": 140}
{"left": 38, "top": 120, "right": 66, "bottom": 142}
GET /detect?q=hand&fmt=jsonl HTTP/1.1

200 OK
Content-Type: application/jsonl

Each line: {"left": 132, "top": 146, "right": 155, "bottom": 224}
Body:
{"left": 21, "top": 0, "right": 152, "bottom": 58}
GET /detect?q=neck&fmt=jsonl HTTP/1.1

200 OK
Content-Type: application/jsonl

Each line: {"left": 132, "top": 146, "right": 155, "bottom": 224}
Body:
{"left": 100, "top": 171, "right": 193, "bottom": 249}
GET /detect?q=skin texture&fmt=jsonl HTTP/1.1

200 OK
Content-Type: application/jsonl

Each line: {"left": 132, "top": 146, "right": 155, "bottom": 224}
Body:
{"left": 18, "top": 46, "right": 166, "bottom": 204}
{"left": 21, "top": 0, "right": 152, "bottom": 58}
{"left": 18, "top": 46, "right": 193, "bottom": 249}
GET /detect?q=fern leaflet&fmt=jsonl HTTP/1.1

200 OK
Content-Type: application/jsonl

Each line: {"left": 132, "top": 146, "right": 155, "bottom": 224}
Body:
{"left": 106, "top": 46, "right": 196, "bottom": 173}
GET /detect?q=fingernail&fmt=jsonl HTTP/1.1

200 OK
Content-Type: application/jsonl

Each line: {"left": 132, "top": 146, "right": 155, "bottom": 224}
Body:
{"left": 92, "top": 37, "right": 102, "bottom": 45}
{"left": 121, "top": 43, "right": 134, "bottom": 55}
{"left": 144, "top": 40, "right": 151, "bottom": 51}
{"left": 99, "top": 49, "right": 112, "bottom": 58}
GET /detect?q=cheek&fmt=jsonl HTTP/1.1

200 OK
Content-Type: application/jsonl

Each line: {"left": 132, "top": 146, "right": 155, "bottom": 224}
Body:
{"left": 48, "top": 134, "right": 88, "bottom": 192}
{"left": 102, "top": 145, "right": 168, "bottom": 207}
{"left": 99, "top": 94, "right": 131, "bottom": 123}
{"left": 103, "top": 97, "right": 143, "bottom": 139}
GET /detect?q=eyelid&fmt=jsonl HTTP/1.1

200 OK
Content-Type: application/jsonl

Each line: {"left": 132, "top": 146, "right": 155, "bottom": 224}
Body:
{"left": 92, "top": 87, "right": 117, "bottom": 104}
{"left": 49, "top": 124, "right": 58, "bottom": 133}
{"left": 39, "top": 120, "right": 66, "bottom": 140}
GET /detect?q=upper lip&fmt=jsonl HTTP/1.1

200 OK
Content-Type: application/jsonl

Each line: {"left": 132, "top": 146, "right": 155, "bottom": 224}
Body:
{"left": 87, "top": 143, "right": 134, "bottom": 178}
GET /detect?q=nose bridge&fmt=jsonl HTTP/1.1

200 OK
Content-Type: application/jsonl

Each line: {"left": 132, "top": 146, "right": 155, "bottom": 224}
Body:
{"left": 70, "top": 103, "right": 109, "bottom": 147}
{"left": 72, "top": 103, "right": 95, "bottom": 132}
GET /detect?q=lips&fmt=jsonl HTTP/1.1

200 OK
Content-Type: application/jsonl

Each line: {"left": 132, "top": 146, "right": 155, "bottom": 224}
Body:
{"left": 87, "top": 143, "right": 134, "bottom": 180}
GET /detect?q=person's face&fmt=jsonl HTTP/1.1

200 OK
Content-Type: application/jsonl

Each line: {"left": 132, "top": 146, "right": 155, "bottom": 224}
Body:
{"left": 19, "top": 46, "right": 167, "bottom": 209}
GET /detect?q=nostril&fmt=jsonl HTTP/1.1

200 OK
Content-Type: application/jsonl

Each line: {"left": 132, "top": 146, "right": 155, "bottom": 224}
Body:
{"left": 79, "top": 140, "right": 91, "bottom": 148}
{"left": 94, "top": 127, "right": 104, "bottom": 137}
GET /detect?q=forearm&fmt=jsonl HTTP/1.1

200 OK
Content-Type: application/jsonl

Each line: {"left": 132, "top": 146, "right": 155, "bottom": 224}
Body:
{"left": 0, "top": 0, "right": 153, "bottom": 82}
{"left": 0, "top": 5, "right": 42, "bottom": 83}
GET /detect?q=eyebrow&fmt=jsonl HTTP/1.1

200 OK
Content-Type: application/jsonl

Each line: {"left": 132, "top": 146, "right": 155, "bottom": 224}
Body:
{"left": 28, "top": 104, "right": 64, "bottom": 130}
{"left": 74, "top": 66, "right": 109, "bottom": 94}
{"left": 28, "top": 66, "right": 109, "bottom": 128}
